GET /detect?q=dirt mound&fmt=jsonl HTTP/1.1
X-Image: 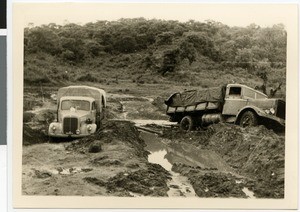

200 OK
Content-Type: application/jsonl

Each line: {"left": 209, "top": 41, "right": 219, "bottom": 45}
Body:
{"left": 66, "top": 120, "right": 148, "bottom": 157}
{"left": 23, "top": 108, "right": 56, "bottom": 126}
{"left": 107, "top": 163, "right": 171, "bottom": 196}
{"left": 23, "top": 108, "right": 56, "bottom": 145}
{"left": 23, "top": 124, "right": 49, "bottom": 145}
{"left": 172, "top": 163, "right": 247, "bottom": 198}
{"left": 207, "top": 124, "right": 285, "bottom": 198}
{"left": 163, "top": 123, "right": 285, "bottom": 198}
{"left": 105, "top": 99, "right": 124, "bottom": 119}
{"left": 162, "top": 125, "right": 215, "bottom": 147}
{"left": 91, "top": 156, "right": 122, "bottom": 166}
{"left": 23, "top": 93, "right": 44, "bottom": 111}
{"left": 84, "top": 163, "right": 171, "bottom": 197}
{"left": 31, "top": 109, "right": 56, "bottom": 124}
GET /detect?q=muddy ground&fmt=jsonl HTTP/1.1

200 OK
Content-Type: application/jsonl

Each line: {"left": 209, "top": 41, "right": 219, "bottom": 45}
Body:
{"left": 22, "top": 82, "right": 285, "bottom": 198}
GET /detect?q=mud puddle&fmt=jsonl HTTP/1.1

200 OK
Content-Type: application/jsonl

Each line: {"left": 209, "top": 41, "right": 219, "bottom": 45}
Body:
{"left": 141, "top": 131, "right": 234, "bottom": 172}
{"left": 140, "top": 131, "right": 196, "bottom": 197}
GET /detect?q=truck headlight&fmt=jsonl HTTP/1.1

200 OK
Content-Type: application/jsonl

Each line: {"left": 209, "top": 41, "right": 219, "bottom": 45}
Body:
{"left": 76, "top": 129, "right": 80, "bottom": 134}
{"left": 87, "top": 125, "right": 92, "bottom": 132}
{"left": 265, "top": 108, "right": 275, "bottom": 115}
{"left": 52, "top": 126, "right": 56, "bottom": 132}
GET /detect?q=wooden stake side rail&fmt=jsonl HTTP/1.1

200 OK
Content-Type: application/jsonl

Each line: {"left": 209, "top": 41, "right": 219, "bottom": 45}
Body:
{"left": 166, "top": 102, "right": 220, "bottom": 114}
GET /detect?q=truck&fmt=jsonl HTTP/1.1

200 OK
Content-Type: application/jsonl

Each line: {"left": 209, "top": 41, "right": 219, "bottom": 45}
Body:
{"left": 165, "top": 84, "right": 285, "bottom": 131}
{"left": 48, "top": 86, "right": 107, "bottom": 138}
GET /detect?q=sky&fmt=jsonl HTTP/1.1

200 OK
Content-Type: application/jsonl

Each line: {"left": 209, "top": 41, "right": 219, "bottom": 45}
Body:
{"left": 17, "top": 3, "right": 295, "bottom": 28}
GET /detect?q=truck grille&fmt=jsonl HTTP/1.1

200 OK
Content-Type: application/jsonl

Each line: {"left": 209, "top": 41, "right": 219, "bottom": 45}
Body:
{"left": 63, "top": 117, "right": 78, "bottom": 134}
{"left": 276, "top": 100, "right": 285, "bottom": 120}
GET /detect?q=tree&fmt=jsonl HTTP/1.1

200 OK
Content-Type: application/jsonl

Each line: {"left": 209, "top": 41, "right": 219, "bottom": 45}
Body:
{"left": 156, "top": 32, "right": 175, "bottom": 45}
{"left": 184, "top": 32, "right": 219, "bottom": 61}
{"left": 24, "top": 26, "right": 62, "bottom": 55}
{"left": 235, "top": 48, "right": 255, "bottom": 70}
{"left": 85, "top": 40, "right": 104, "bottom": 57}
{"left": 114, "top": 36, "right": 137, "bottom": 53}
{"left": 255, "top": 60, "right": 271, "bottom": 94}
{"left": 179, "top": 40, "right": 197, "bottom": 65}
{"left": 160, "top": 48, "right": 180, "bottom": 76}
{"left": 60, "top": 37, "right": 85, "bottom": 62}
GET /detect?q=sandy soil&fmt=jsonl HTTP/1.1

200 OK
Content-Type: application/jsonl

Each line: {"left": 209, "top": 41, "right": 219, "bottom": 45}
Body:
{"left": 22, "top": 83, "right": 285, "bottom": 198}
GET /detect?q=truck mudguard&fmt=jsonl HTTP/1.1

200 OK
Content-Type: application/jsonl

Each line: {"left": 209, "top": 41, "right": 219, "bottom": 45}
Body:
{"left": 235, "top": 105, "right": 285, "bottom": 126}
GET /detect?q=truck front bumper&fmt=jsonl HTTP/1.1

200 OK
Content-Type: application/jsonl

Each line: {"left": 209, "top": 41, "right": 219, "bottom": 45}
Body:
{"left": 48, "top": 133, "right": 95, "bottom": 138}
{"left": 259, "top": 113, "right": 285, "bottom": 127}
{"left": 48, "top": 122, "right": 97, "bottom": 138}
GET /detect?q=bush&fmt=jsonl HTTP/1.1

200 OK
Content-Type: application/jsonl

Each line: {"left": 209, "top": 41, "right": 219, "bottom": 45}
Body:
{"left": 77, "top": 73, "right": 99, "bottom": 82}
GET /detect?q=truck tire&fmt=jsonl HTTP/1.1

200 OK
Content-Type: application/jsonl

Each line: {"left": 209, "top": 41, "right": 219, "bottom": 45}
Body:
{"left": 239, "top": 111, "right": 258, "bottom": 127}
{"left": 180, "top": 116, "right": 194, "bottom": 131}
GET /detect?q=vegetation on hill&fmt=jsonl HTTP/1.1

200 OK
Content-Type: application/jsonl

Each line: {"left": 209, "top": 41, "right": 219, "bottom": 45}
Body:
{"left": 24, "top": 18, "right": 286, "bottom": 97}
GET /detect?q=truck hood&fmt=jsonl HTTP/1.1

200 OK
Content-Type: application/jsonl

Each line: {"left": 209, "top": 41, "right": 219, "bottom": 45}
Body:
{"left": 247, "top": 98, "right": 279, "bottom": 109}
{"left": 248, "top": 98, "right": 286, "bottom": 120}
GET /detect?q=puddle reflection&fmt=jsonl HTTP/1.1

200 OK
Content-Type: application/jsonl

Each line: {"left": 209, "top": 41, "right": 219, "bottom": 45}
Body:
{"left": 147, "top": 149, "right": 172, "bottom": 171}
{"left": 140, "top": 131, "right": 233, "bottom": 172}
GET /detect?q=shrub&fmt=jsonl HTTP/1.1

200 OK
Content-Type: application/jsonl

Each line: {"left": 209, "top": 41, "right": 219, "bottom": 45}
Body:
{"left": 77, "top": 73, "right": 98, "bottom": 82}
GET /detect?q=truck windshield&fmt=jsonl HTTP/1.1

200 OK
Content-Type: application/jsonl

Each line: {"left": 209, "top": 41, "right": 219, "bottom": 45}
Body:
{"left": 61, "top": 100, "right": 90, "bottom": 111}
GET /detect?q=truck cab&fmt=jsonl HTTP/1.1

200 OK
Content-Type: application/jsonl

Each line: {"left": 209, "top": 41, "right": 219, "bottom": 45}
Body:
{"left": 223, "top": 84, "right": 267, "bottom": 115}
{"left": 222, "top": 84, "right": 285, "bottom": 127}
{"left": 48, "top": 86, "right": 106, "bottom": 138}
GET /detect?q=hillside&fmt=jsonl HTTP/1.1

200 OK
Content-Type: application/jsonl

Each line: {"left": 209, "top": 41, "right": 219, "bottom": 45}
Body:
{"left": 24, "top": 18, "right": 286, "bottom": 98}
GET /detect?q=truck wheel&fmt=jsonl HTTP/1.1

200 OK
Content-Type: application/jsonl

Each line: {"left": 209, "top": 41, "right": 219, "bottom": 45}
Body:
{"left": 239, "top": 111, "right": 258, "bottom": 127}
{"left": 180, "top": 116, "right": 194, "bottom": 131}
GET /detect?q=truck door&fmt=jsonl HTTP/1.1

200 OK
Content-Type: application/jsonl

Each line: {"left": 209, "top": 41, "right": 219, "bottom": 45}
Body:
{"left": 222, "top": 86, "right": 248, "bottom": 115}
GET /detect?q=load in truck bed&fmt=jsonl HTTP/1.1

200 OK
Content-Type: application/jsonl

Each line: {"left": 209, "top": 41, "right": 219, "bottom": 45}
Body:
{"left": 165, "top": 86, "right": 226, "bottom": 113}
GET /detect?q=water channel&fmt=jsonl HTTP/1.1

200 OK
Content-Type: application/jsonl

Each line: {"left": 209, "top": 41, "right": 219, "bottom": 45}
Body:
{"left": 139, "top": 130, "right": 255, "bottom": 198}
{"left": 140, "top": 131, "right": 196, "bottom": 197}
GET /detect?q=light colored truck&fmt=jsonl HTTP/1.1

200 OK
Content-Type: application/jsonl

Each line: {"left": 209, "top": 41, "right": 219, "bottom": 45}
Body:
{"left": 48, "top": 86, "right": 106, "bottom": 138}
{"left": 165, "top": 84, "right": 285, "bottom": 131}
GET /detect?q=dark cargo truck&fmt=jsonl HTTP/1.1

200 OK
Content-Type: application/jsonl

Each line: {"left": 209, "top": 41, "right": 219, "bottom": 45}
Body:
{"left": 165, "top": 84, "right": 285, "bottom": 131}
{"left": 48, "top": 86, "right": 107, "bottom": 138}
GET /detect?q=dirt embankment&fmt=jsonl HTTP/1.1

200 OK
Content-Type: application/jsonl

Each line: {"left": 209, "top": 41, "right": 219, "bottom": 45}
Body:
{"left": 22, "top": 119, "right": 171, "bottom": 197}
{"left": 161, "top": 123, "right": 285, "bottom": 198}
{"left": 23, "top": 89, "right": 57, "bottom": 145}
{"left": 172, "top": 163, "right": 247, "bottom": 198}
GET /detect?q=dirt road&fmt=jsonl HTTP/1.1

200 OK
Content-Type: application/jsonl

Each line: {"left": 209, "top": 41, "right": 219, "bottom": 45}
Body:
{"left": 22, "top": 83, "right": 285, "bottom": 198}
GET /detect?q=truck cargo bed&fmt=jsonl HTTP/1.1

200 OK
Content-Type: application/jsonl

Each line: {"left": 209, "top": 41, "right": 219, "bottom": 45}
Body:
{"left": 166, "top": 101, "right": 220, "bottom": 114}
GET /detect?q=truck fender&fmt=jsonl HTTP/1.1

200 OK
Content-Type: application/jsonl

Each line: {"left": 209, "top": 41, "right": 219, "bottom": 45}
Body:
{"left": 84, "top": 124, "right": 97, "bottom": 134}
{"left": 48, "top": 122, "right": 62, "bottom": 136}
{"left": 235, "top": 106, "right": 266, "bottom": 124}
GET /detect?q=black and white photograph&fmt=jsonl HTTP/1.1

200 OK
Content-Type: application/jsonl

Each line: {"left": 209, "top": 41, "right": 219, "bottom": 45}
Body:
{"left": 12, "top": 3, "right": 298, "bottom": 209}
